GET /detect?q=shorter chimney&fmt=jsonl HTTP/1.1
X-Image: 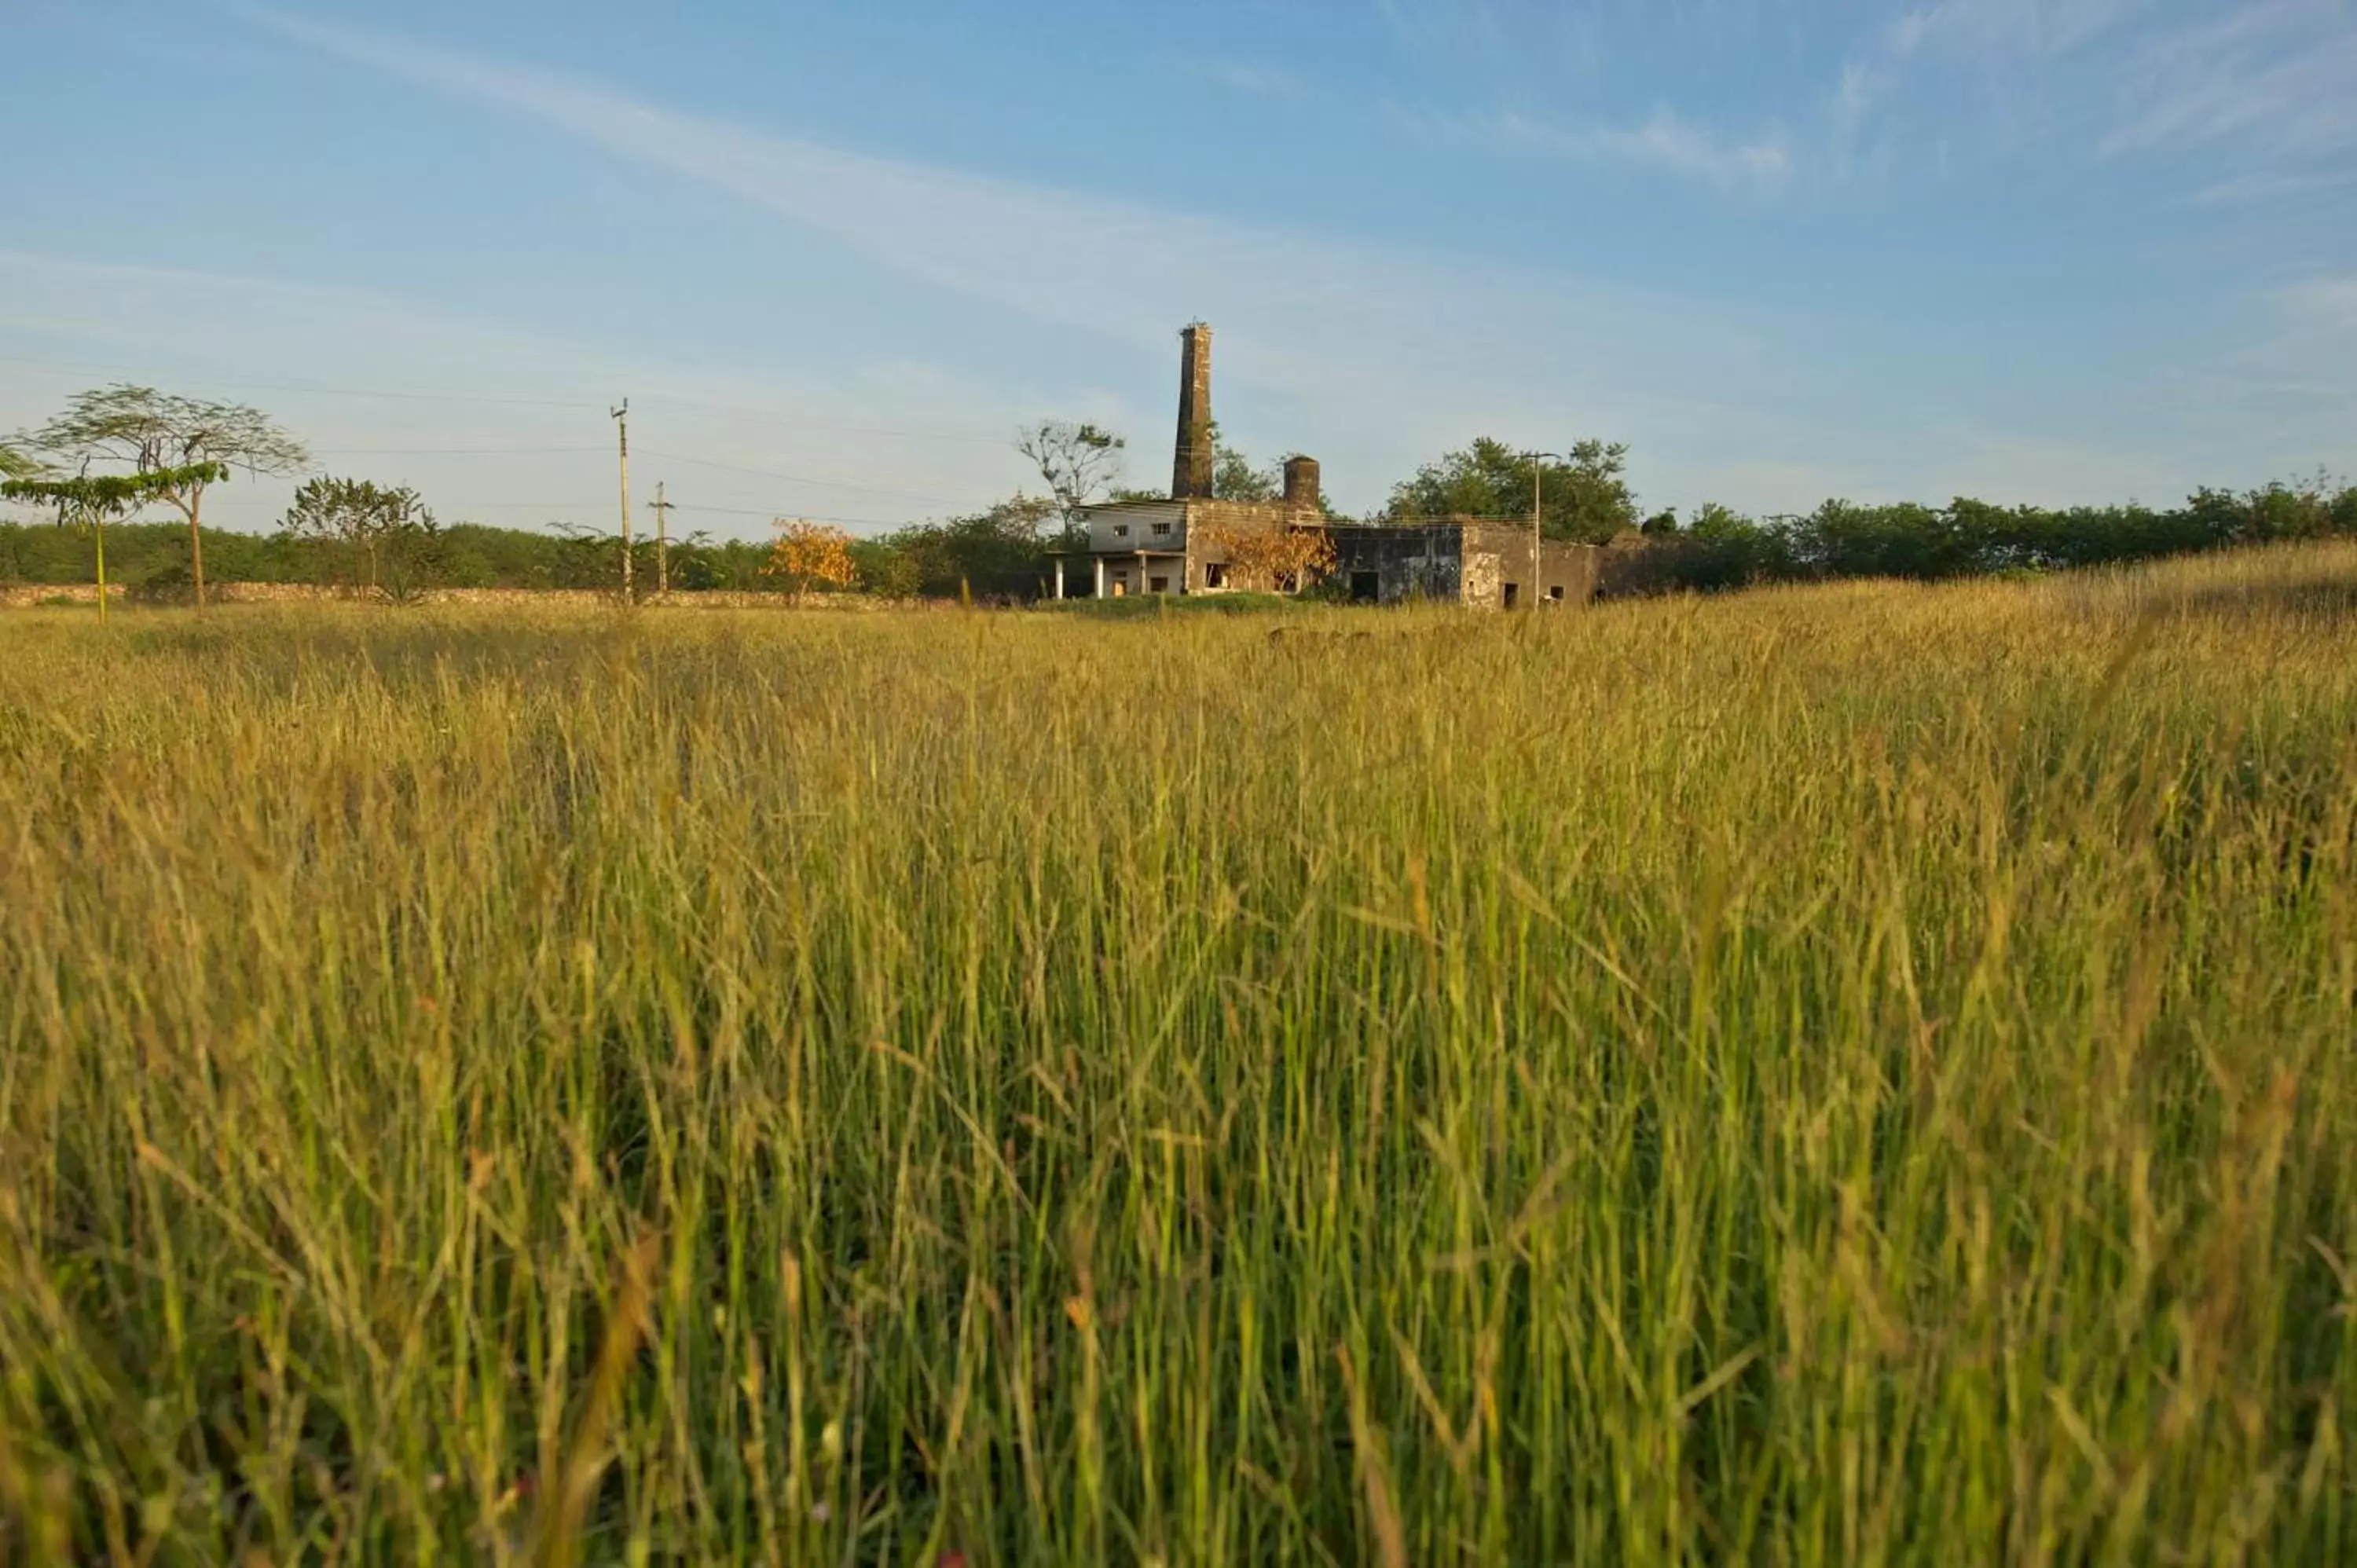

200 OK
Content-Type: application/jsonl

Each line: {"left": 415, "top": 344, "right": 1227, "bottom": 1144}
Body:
{"left": 1283, "top": 455, "right": 1321, "bottom": 513}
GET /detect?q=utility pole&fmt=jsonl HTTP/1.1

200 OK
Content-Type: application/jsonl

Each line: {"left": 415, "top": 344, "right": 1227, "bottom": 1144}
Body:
{"left": 647, "top": 482, "right": 676, "bottom": 597}
{"left": 1533, "top": 462, "right": 1542, "bottom": 580}
{"left": 1523, "top": 451, "right": 1563, "bottom": 608}
{"left": 612, "top": 399, "right": 633, "bottom": 603}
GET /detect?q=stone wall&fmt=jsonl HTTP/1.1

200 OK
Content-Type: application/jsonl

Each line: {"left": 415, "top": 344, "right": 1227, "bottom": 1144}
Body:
{"left": 1461, "top": 543, "right": 1505, "bottom": 609}
{"left": 1182, "top": 500, "right": 1303, "bottom": 538}
{"left": 1593, "top": 533, "right": 1677, "bottom": 597}
{"left": 0, "top": 582, "right": 898, "bottom": 612}
{"left": 1, "top": 583, "right": 128, "bottom": 610}
{"left": 1538, "top": 537, "right": 1604, "bottom": 605}
{"left": 1461, "top": 525, "right": 1602, "bottom": 608}
{"left": 1182, "top": 500, "right": 1317, "bottom": 591}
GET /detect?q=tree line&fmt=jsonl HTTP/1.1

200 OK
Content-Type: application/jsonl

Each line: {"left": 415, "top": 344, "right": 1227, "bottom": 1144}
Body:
{"left": 0, "top": 498, "right": 1073, "bottom": 601}
{"left": 6, "top": 387, "right": 2353, "bottom": 604}
{"left": 1623, "top": 482, "right": 2357, "bottom": 592}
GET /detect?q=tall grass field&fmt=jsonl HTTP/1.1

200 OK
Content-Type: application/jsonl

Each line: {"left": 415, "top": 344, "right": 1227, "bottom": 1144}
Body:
{"left": 2, "top": 544, "right": 2353, "bottom": 1564}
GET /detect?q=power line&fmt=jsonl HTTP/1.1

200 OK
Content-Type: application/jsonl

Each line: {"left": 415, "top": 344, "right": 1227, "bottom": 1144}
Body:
{"left": 307, "top": 445, "right": 609, "bottom": 456}
{"left": 176, "top": 494, "right": 914, "bottom": 529}
{"left": 31, "top": 435, "right": 985, "bottom": 510}
{"left": 629, "top": 391, "right": 1012, "bottom": 445}
{"left": 0, "top": 353, "right": 1022, "bottom": 444}
{"left": 673, "top": 502, "right": 912, "bottom": 529}
{"left": 0, "top": 352, "right": 603, "bottom": 410}
{"left": 636, "top": 449, "right": 972, "bottom": 507}
{"left": 195, "top": 495, "right": 604, "bottom": 511}
{"left": 130, "top": 490, "right": 1563, "bottom": 530}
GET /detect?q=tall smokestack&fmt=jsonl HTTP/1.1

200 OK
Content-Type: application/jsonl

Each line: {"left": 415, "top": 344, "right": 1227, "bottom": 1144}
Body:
{"left": 1171, "top": 322, "right": 1213, "bottom": 500}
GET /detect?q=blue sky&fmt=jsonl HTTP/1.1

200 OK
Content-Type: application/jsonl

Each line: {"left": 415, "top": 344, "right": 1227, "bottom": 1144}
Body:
{"left": 3, "top": 0, "right": 2354, "bottom": 537}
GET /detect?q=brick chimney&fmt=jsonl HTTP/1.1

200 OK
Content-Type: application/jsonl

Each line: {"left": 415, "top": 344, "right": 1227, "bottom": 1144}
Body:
{"left": 1283, "top": 455, "right": 1321, "bottom": 514}
{"left": 1171, "top": 322, "right": 1214, "bottom": 500}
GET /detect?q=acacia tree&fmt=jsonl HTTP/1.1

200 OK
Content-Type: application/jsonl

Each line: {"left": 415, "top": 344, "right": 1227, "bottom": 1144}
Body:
{"left": 2, "top": 463, "right": 226, "bottom": 624}
{"left": 20, "top": 385, "right": 309, "bottom": 610}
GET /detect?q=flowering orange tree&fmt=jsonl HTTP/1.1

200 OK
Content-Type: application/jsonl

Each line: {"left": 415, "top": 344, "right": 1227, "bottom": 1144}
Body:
{"left": 763, "top": 519, "right": 860, "bottom": 599}
{"left": 1197, "top": 522, "right": 1336, "bottom": 593}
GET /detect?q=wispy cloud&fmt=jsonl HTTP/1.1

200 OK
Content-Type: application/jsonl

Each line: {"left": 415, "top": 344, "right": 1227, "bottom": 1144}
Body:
{"left": 1375, "top": 1, "right": 2355, "bottom": 209}
{"left": 1832, "top": 0, "right": 2357, "bottom": 199}
{"left": 0, "top": 246, "right": 1062, "bottom": 531}
{"left": 1837, "top": 0, "right": 2143, "bottom": 163}
{"left": 1397, "top": 2, "right": 2145, "bottom": 195}
{"left": 1186, "top": 57, "right": 1307, "bottom": 99}
{"left": 228, "top": 7, "right": 1808, "bottom": 449}
{"left": 2192, "top": 168, "right": 2352, "bottom": 205}
{"left": 1584, "top": 110, "right": 1794, "bottom": 187}
{"left": 208, "top": 5, "right": 2344, "bottom": 516}
{"left": 2157, "top": 276, "right": 2357, "bottom": 477}
{"left": 2102, "top": 2, "right": 2357, "bottom": 159}
{"left": 1372, "top": 0, "right": 1512, "bottom": 66}
{"left": 1397, "top": 105, "right": 1794, "bottom": 191}
{"left": 2276, "top": 275, "right": 2357, "bottom": 338}
{"left": 1882, "top": 0, "right": 2146, "bottom": 63}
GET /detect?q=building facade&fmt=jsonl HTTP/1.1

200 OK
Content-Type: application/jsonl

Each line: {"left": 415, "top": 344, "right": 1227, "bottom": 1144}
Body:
{"left": 1053, "top": 463, "right": 1328, "bottom": 599}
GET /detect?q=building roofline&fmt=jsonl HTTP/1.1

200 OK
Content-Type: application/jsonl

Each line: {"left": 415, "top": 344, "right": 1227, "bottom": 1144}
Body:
{"left": 1074, "top": 496, "right": 1316, "bottom": 513}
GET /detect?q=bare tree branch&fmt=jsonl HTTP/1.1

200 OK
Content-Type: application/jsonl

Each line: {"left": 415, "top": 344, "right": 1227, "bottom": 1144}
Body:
{"left": 1015, "top": 420, "right": 1127, "bottom": 528}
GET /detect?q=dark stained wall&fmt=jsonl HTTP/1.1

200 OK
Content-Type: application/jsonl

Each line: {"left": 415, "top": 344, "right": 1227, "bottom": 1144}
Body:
{"left": 1328, "top": 523, "right": 1601, "bottom": 606}
{"left": 1326, "top": 526, "right": 1465, "bottom": 603}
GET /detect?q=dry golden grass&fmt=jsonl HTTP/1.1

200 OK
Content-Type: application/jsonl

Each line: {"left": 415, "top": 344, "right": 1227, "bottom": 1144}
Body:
{"left": 2, "top": 543, "right": 2353, "bottom": 1563}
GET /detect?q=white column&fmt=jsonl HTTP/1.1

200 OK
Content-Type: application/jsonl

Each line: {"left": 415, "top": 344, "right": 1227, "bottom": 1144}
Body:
{"left": 1094, "top": 555, "right": 1106, "bottom": 599}
{"left": 1054, "top": 557, "right": 1066, "bottom": 599}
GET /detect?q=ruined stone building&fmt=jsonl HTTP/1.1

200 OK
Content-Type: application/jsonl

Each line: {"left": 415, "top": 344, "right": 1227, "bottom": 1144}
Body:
{"left": 1323, "top": 522, "right": 1600, "bottom": 607}
{"left": 1050, "top": 324, "right": 1600, "bottom": 608}
{"left": 1048, "top": 324, "right": 1326, "bottom": 599}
